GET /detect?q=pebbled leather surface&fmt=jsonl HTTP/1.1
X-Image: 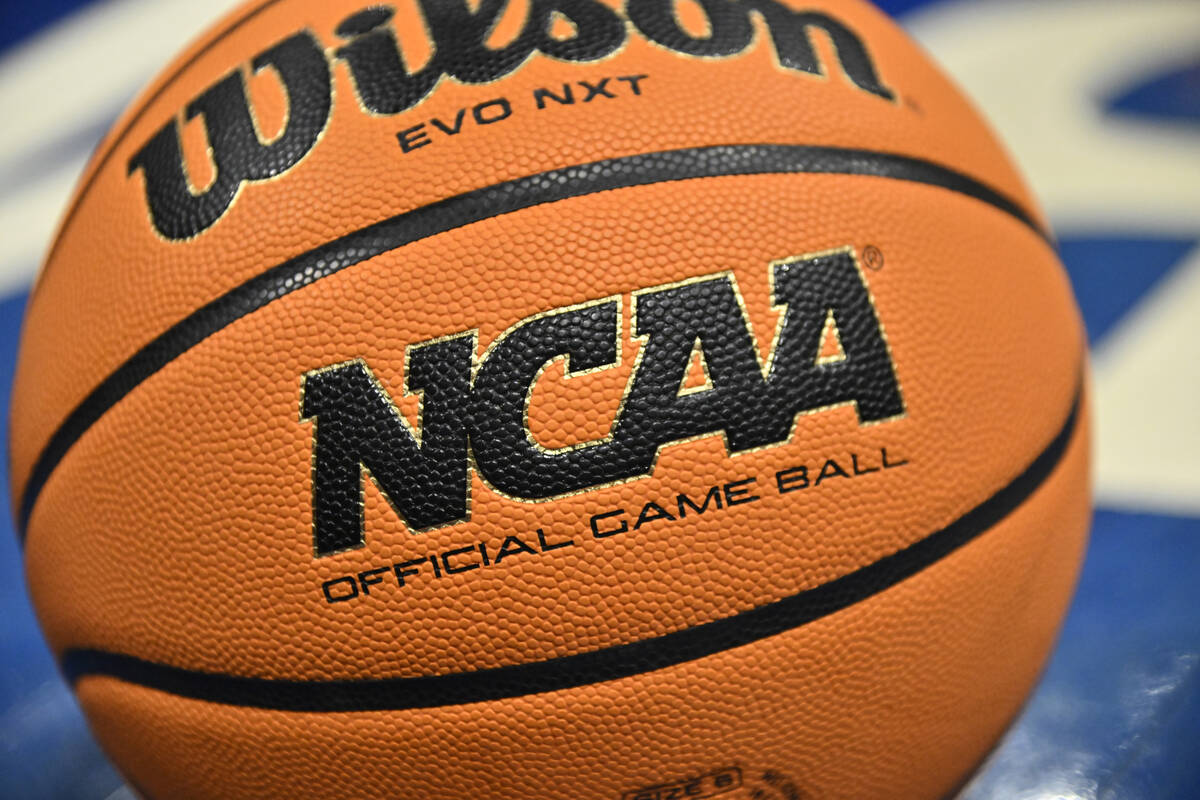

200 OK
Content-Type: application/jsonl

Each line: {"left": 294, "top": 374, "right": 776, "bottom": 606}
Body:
{"left": 14, "top": 142, "right": 1046, "bottom": 535}
{"left": 9, "top": 0, "right": 1046, "bottom": 503}
{"left": 73, "top": 397, "right": 1090, "bottom": 800}
{"left": 9, "top": 0, "right": 1089, "bottom": 798}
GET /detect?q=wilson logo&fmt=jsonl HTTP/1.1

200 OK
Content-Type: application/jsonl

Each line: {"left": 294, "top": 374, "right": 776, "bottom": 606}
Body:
{"left": 300, "top": 248, "right": 903, "bottom": 557}
{"left": 128, "top": 0, "right": 894, "bottom": 240}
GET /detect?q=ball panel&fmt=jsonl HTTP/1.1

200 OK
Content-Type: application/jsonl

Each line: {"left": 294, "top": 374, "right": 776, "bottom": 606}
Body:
{"left": 10, "top": 0, "right": 1040, "bottom": 506}
{"left": 10, "top": 2, "right": 1091, "bottom": 796}
{"left": 73, "top": 396, "right": 1088, "bottom": 800}
{"left": 27, "top": 174, "right": 1079, "bottom": 679}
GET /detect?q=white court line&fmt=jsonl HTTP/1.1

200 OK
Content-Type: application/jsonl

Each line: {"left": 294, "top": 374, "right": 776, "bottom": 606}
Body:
{"left": 3, "top": 0, "right": 1199, "bottom": 513}
{"left": 906, "top": 0, "right": 1200, "bottom": 235}
{"left": 0, "top": 0, "right": 241, "bottom": 296}
{"left": 909, "top": 0, "right": 1200, "bottom": 513}
{"left": 1090, "top": 243, "right": 1200, "bottom": 515}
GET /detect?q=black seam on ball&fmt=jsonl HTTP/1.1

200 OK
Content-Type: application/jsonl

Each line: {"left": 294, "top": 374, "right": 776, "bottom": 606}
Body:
{"left": 17, "top": 144, "right": 1052, "bottom": 538}
{"left": 59, "top": 377, "right": 1082, "bottom": 712}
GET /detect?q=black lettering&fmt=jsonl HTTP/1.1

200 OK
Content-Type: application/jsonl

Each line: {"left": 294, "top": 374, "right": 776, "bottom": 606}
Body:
{"left": 616, "top": 73, "right": 649, "bottom": 95}
{"left": 579, "top": 77, "right": 616, "bottom": 101}
{"left": 397, "top": 123, "right": 431, "bottom": 152}
{"left": 743, "top": 0, "right": 894, "bottom": 99}
{"left": 677, "top": 485, "right": 722, "bottom": 517}
{"left": 478, "top": 541, "right": 491, "bottom": 565}
{"left": 334, "top": 6, "right": 440, "bottom": 114}
{"left": 393, "top": 557, "right": 425, "bottom": 586}
{"left": 128, "top": 31, "right": 331, "bottom": 239}
{"left": 322, "top": 576, "right": 359, "bottom": 603}
{"left": 441, "top": 544, "right": 480, "bottom": 574}
{"left": 301, "top": 337, "right": 473, "bottom": 557}
{"left": 758, "top": 249, "right": 905, "bottom": 432}
{"left": 430, "top": 108, "right": 467, "bottom": 135}
{"left": 537, "top": 528, "right": 574, "bottom": 551}
{"left": 494, "top": 535, "right": 539, "bottom": 564}
{"left": 882, "top": 447, "right": 908, "bottom": 468}
{"left": 617, "top": 276, "right": 772, "bottom": 456}
{"left": 529, "top": 0, "right": 627, "bottom": 61}
{"left": 534, "top": 83, "right": 575, "bottom": 108}
{"left": 851, "top": 452, "right": 879, "bottom": 475}
{"left": 473, "top": 97, "right": 512, "bottom": 124}
{"left": 625, "top": 0, "right": 892, "bottom": 99}
{"left": 634, "top": 500, "right": 676, "bottom": 528}
{"left": 815, "top": 458, "right": 849, "bottom": 485}
{"left": 302, "top": 250, "right": 902, "bottom": 552}
{"left": 723, "top": 477, "right": 760, "bottom": 506}
{"left": 775, "top": 465, "right": 809, "bottom": 493}
{"left": 469, "top": 300, "right": 622, "bottom": 499}
{"left": 590, "top": 509, "right": 628, "bottom": 538}
{"left": 626, "top": 0, "right": 754, "bottom": 57}
{"left": 136, "top": 2, "right": 889, "bottom": 239}
{"left": 358, "top": 566, "right": 390, "bottom": 594}
{"left": 335, "top": 0, "right": 624, "bottom": 114}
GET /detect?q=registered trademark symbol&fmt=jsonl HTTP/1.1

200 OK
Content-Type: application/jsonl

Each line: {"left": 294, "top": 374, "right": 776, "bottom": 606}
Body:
{"left": 862, "top": 245, "right": 885, "bottom": 270}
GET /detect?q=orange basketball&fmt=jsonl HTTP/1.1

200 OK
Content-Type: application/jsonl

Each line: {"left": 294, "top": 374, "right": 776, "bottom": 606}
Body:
{"left": 10, "top": 1, "right": 1090, "bottom": 798}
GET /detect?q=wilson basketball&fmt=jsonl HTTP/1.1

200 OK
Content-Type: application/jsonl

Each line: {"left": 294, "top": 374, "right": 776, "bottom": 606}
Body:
{"left": 10, "top": 1, "right": 1090, "bottom": 798}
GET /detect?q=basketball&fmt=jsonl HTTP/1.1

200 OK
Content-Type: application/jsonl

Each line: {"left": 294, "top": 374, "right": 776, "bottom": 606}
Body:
{"left": 9, "top": 0, "right": 1091, "bottom": 797}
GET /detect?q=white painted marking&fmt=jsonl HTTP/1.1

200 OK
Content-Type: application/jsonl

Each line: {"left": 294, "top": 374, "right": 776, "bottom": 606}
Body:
{"left": 906, "top": 0, "right": 1200, "bottom": 235}
{"left": 0, "top": 157, "right": 86, "bottom": 296}
{"left": 1091, "top": 244, "right": 1200, "bottom": 514}
{"left": 0, "top": 0, "right": 241, "bottom": 294}
{"left": 909, "top": 0, "right": 1200, "bottom": 514}
{"left": 2, "top": 0, "right": 1198, "bottom": 514}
